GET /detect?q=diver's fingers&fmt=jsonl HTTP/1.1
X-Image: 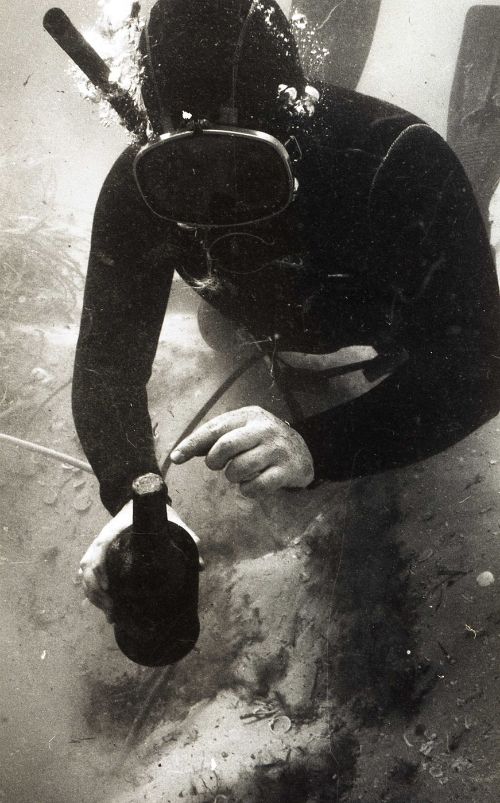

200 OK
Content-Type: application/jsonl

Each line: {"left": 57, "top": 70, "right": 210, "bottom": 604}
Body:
{"left": 238, "top": 466, "right": 284, "bottom": 497}
{"left": 78, "top": 501, "right": 133, "bottom": 610}
{"left": 205, "top": 426, "right": 262, "bottom": 470}
{"left": 224, "top": 446, "right": 273, "bottom": 484}
{"left": 80, "top": 561, "right": 114, "bottom": 615}
{"left": 170, "top": 407, "right": 262, "bottom": 463}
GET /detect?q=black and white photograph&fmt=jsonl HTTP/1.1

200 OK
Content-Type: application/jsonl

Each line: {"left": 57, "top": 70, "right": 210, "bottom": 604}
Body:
{"left": 1, "top": 1, "right": 499, "bottom": 800}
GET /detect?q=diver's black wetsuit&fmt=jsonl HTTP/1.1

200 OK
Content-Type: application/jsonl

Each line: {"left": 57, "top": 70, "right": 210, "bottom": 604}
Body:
{"left": 72, "top": 84, "right": 500, "bottom": 515}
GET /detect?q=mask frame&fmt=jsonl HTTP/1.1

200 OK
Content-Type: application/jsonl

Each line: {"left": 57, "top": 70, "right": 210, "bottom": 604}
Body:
{"left": 133, "top": 123, "right": 297, "bottom": 228}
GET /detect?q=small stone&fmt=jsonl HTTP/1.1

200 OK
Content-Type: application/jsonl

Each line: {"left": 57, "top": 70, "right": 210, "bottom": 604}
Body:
{"left": 270, "top": 715, "right": 292, "bottom": 734}
{"left": 73, "top": 495, "right": 92, "bottom": 512}
{"left": 451, "top": 756, "right": 472, "bottom": 772}
{"left": 476, "top": 571, "right": 495, "bottom": 587}
{"left": 417, "top": 547, "right": 434, "bottom": 563}
{"left": 43, "top": 489, "right": 58, "bottom": 505}
{"left": 31, "top": 367, "right": 52, "bottom": 384}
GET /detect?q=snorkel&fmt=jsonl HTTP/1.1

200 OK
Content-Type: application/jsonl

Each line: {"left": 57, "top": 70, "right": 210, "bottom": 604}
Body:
{"left": 42, "top": 2, "right": 321, "bottom": 272}
{"left": 43, "top": 7, "right": 148, "bottom": 140}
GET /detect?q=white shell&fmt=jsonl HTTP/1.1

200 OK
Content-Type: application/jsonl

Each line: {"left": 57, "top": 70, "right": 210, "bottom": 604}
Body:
{"left": 476, "top": 571, "right": 495, "bottom": 587}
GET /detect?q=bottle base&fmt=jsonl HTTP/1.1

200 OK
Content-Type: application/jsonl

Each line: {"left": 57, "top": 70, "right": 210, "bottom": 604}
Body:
{"left": 113, "top": 615, "right": 200, "bottom": 667}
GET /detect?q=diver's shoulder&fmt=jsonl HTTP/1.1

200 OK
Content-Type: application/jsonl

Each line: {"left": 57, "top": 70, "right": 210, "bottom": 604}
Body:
{"left": 315, "top": 82, "right": 428, "bottom": 154}
{"left": 317, "top": 82, "right": 425, "bottom": 126}
{"left": 96, "top": 143, "right": 149, "bottom": 218}
{"left": 102, "top": 143, "right": 142, "bottom": 188}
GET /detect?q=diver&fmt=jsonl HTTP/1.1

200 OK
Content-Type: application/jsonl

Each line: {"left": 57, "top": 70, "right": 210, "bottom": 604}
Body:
{"left": 75, "top": 0, "right": 500, "bottom": 616}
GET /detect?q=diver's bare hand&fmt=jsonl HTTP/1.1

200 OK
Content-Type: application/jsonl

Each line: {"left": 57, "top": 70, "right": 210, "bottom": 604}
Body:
{"left": 170, "top": 406, "right": 314, "bottom": 496}
{"left": 78, "top": 501, "right": 199, "bottom": 619}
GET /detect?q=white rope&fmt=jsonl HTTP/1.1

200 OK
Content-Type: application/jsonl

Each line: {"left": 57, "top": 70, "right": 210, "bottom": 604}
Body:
{"left": 0, "top": 432, "right": 92, "bottom": 473}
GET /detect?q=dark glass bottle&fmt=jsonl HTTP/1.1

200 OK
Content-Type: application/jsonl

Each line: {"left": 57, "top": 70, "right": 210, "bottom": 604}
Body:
{"left": 105, "top": 473, "right": 200, "bottom": 666}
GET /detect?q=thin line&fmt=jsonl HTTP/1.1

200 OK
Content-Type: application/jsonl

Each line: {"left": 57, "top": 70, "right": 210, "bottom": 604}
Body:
{"left": 317, "top": 0, "right": 351, "bottom": 31}
{"left": 0, "top": 432, "right": 92, "bottom": 473}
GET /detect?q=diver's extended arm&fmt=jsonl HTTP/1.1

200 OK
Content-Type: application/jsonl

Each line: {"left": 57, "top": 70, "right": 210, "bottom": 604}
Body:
{"left": 72, "top": 147, "right": 174, "bottom": 514}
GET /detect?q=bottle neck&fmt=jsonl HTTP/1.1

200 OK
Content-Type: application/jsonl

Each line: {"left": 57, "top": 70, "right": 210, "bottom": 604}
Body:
{"left": 133, "top": 493, "right": 168, "bottom": 535}
{"left": 131, "top": 473, "right": 169, "bottom": 536}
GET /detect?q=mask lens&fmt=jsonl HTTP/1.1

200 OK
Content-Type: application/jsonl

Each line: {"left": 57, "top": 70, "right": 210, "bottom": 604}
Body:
{"left": 134, "top": 131, "right": 293, "bottom": 226}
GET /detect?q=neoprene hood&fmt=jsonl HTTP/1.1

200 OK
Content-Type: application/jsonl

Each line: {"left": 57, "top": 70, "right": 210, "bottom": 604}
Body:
{"left": 139, "top": 0, "right": 305, "bottom": 132}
